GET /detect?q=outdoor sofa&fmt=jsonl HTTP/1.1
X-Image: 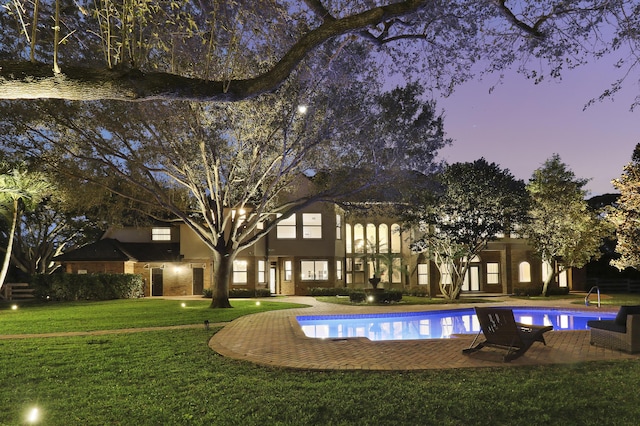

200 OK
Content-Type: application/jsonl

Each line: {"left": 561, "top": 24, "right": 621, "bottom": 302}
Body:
{"left": 587, "top": 305, "right": 640, "bottom": 354}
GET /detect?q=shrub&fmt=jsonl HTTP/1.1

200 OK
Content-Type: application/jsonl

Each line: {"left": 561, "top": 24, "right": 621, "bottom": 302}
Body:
{"left": 513, "top": 284, "right": 543, "bottom": 296}
{"left": 404, "top": 288, "right": 430, "bottom": 297}
{"left": 31, "top": 273, "right": 144, "bottom": 301}
{"left": 349, "top": 291, "right": 366, "bottom": 303}
{"left": 308, "top": 287, "right": 350, "bottom": 296}
{"left": 202, "top": 288, "right": 271, "bottom": 298}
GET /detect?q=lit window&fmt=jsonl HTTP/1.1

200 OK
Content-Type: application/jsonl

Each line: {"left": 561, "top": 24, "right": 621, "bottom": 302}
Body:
{"left": 392, "top": 258, "right": 402, "bottom": 283}
{"left": 440, "top": 263, "right": 453, "bottom": 285}
{"left": 417, "top": 264, "right": 429, "bottom": 285}
{"left": 336, "top": 215, "right": 342, "bottom": 240}
{"left": 487, "top": 262, "right": 500, "bottom": 284}
{"left": 258, "top": 260, "right": 266, "bottom": 283}
{"left": 301, "top": 260, "right": 329, "bottom": 281}
{"left": 391, "top": 224, "right": 401, "bottom": 253}
{"left": 379, "top": 224, "right": 389, "bottom": 253}
{"left": 366, "top": 223, "right": 376, "bottom": 251}
{"left": 284, "top": 261, "right": 292, "bottom": 281}
{"left": 277, "top": 214, "right": 296, "bottom": 239}
{"left": 336, "top": 260, "right": 343, "bottom": 280}
{"left": 345, "top": 224, "right": 352, "bottom": 253}
{"left": 519, "top": 262, "right": 531, "bottom": 283}
{"left": 152, "top": 228, "right": 171, "bottom": 241}
{"left": 233, "top": 260, "right": 248, "bottom": 284}
{"left": 302, "top": 213, "right": 322, "bottom": 239}
{"left": 354, "top": 224, "right": 364, "bottom": 253}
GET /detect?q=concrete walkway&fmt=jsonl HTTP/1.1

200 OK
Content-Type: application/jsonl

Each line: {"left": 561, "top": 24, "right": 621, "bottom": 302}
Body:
{"left": 209, "top": 296, "right": 640, "bottom": 370}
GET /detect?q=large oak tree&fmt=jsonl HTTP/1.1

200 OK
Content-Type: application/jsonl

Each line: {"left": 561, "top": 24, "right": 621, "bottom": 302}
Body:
{"left": 2, "top": 70, "right": 449, "bottom": 307}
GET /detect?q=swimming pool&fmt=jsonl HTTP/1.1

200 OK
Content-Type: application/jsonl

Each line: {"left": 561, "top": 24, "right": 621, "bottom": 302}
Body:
{"left": 296, "top": 307, "right": 616, "bottom": 341}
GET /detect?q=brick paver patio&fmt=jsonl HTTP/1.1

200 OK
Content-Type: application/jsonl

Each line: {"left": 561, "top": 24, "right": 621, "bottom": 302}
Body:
{"left": 209, "top": 296, "right": 639, "bottom": 370}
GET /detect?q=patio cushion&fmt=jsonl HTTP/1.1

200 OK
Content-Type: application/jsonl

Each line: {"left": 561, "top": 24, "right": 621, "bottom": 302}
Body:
{"left": 587, "top": 319, "right": 626, "bottom": 333}
{"left": 615, "top": 305, "right": 640, "bottom": 326}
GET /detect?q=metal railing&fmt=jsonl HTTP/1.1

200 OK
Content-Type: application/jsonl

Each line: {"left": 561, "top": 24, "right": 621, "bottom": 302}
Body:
{"left": 585, "top": 286, "right": 601, "bottom": 308}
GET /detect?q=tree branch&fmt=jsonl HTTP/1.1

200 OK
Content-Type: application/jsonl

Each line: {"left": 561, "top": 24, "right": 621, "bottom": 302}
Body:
{"left": 0, "top": 0, "right": 428, "bottom": 101}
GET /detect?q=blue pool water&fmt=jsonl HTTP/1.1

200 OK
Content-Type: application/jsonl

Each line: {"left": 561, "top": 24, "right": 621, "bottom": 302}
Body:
{"left": 296, "top": 307, "right": 616, "bottom": 341}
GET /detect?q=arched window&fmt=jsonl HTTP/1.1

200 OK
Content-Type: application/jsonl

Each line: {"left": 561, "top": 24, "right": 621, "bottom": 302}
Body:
{"left": 519, "top": 261, "right": 531, "bottom": 283}
{"left": 379, "top": 224, "right": 389, "bottom": 253}
{"left": 354, "top": 224, "right": 364, "bottom": 253}
{"left": 391, "top": 224, "right": 401, "bottom": 253}
{"left": 366, "top": 223, "right": 377, "bottom": 252}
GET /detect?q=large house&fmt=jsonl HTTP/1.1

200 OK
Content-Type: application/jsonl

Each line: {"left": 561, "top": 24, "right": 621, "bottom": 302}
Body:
{"left": 54, "top": 196, "right": 585, "bottom": 297}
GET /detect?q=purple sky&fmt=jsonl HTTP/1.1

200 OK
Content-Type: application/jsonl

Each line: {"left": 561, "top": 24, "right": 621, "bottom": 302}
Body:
{"left": 436, "top": 56, "right": 638, "bottom": 197}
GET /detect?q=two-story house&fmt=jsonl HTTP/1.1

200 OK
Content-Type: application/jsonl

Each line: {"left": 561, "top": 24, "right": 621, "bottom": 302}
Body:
{"left": 55, "top": 196, "right": 584, "bottom": 297}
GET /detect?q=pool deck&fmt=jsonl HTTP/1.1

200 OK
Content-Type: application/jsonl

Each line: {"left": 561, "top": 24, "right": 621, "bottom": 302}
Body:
{"left": 208, "top": 296, "right": 640, "bottom": 370}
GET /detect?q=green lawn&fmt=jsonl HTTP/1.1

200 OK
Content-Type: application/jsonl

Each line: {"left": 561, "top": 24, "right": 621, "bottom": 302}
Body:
{"left": 1, "top": 297, "right": 640, "bottom": 425}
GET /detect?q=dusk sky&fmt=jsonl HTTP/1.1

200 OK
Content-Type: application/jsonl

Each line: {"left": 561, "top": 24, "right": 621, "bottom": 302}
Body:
{"left": 435, "top": 55, "right": 638, "bottom": 197}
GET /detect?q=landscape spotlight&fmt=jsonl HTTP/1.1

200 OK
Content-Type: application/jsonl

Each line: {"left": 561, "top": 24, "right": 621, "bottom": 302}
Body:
{"left": 26, "top": 407, "right": 40, "bottom": 424}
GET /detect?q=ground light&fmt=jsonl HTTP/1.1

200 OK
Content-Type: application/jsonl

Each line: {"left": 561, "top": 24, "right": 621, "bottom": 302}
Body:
{"left": 25, "top": 407, "right": 40, "bottom": 424}
{"left": 181, "top": 302, "right": 186, "bottom": 308}
{"left": 255, "top": 301, "right": 261, "bottom": 306}
{"left": 11, "top": 304, "right": 18, "bottom": 310}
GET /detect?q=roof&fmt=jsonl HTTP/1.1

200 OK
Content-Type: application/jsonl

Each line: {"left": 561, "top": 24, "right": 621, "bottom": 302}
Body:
{"left": 54, "top": 238, "right": 182, "bottom": 262}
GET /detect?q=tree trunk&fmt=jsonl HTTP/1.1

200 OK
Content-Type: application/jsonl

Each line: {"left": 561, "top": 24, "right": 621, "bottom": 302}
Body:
{"left": 541, "top": 270, "right": 558, "bottom": 297}
{"left": 0, "top": 200, "right": 19, "bottom": 291}
{"left": 210, "top": 250, "right": 233, "bottom": 309}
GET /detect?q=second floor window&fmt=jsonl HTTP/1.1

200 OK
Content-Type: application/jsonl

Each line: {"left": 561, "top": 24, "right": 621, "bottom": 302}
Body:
{"left": 302, "top": 213, "right": 322, "bottom": 239}
{"left": 152, "top": 228, "right": 171, "bottom": 241}
{"left": 277, "top": 214, "right": 296, "bottom": 239}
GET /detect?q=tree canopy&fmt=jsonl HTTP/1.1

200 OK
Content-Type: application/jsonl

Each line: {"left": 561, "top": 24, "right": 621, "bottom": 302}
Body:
{"left": 2, "top": 69, "right": 449, "bottom": 306}
{"left": 522, "top": 154, "right": 610, "bottom": 296}
{"left": 0, "top": 163, "right": 53, "bottom": 289}
{"left": 408, "top": 158, "right": 529, "bottom": 299}
{"left": 610, "top": 143, "right": 640, "bottom": 271}
{"left": 0, "top": 1, "right": 638, "bottom": 103}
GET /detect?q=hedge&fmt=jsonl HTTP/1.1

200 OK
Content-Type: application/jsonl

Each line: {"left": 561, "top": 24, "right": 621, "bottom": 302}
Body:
{"left": 201, "top": 288, "right": 271, "bottom": 298}
{"left": 31, "top": 273, "right": 144, "bottom": 301}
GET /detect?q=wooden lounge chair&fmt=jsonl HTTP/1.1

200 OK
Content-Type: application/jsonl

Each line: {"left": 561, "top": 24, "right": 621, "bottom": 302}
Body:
{"left": 462, "top": 307, "right": 553, "bottom": 362}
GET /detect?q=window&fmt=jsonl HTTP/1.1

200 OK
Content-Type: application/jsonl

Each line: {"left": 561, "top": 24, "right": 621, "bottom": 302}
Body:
{"left": 417, "top": 264, "right": 429, "bottom": 285}
{"left": 391, "top": 224, "right": 401, "bottom": 253}
{"left": 336, "top": 215, "right": 342, "bottom": 240}
{"left": 354, "top": 224, "right": 364, "bottom": 253}
{"left": 302, "top": 213, "right": 322, "bottom": 239}
{"left": 152, "top": 227, "right": 171, "bottom": 241}
{"left": 519, "top": 261, "right": 531, "bottom": 283}
{"left": 392, "top": 258, "right": 402, "bottom": 283}
{"left": 277, "top": 214, "right": 296, "bottom": 239}
{"left": 487, "top": 262, "right": 500, "bottom": 284}
{"left": 379, "top": 224, "right": 389, "bottom": 253}
{"left": 258, "top": 260, "right": 266, "bottom": 284}
{"left": 284, "top": 261, "right": 292, "bottom": 281}
{"left": 345, "top": 224, "right": 352, "bottom": 253}
{"left": 366, "top": 223, "right": 377, "bottom": 251}
{"left": 232, "top": 260, "right": 248, "bottom": 284}
{"left": 440, "top": 263, "right": 453, "bottom": 285}
{"left": 301, "top": 260, "right": 329, "bottom": 281}
{"left": 336, "top": 260, "right": 343, "bottom": 280}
